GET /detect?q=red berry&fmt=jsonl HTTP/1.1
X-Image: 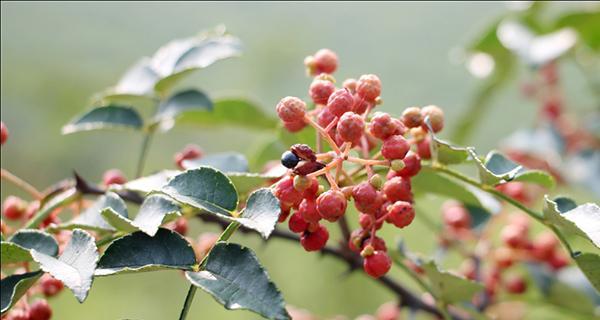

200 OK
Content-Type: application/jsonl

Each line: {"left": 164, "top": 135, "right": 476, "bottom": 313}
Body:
{"left": 421, "top": 105, "right": 444, "bottom": 133}
{"left": 496, "top": 182, "right": 529, "bottom": 203}
{"left": 171, "top": 218, "right": 188, "bottom": 236}
{"left": 353, "top": 94, "right": 372, "bottom": 114}
{"left": 343, "top": 78, "right": 357, "bottom": 92}
{"left": 102, "top": 169, "right": 127, "bottom": 186}
{"left": 401, "top": 107, "right": 423, "bottom": 128}
{"left": 327, "top": 89, "right": 354, "bottom": 117}
{"left": 394, "top": 151, "right": 421, "bottom": 177}
{"left": 494, "top": 247, "right": 514, "bottom": 268}
{"left": 363, "top": 236, "right": 387, "bottom": 252}
{"left": 531, "top": 231, "right": 559, "bottom": 260}
{"left": 416, "top": 137, "right": 432, "bottom": 160}
{"left": 174, "top": 144, "right": 203, "bottom": 169}
{"left": 356, "top": 74, "right": 381, "bottom": 102}
{"left": 277, "top": 205, "right": 291, "bottom": 223}
{"left": 369, "top": 112, "right": 404, "bottom": 140}
{"left": 276, "top": 96, "right": 306, "bottom": 122}
{"left": 317, "top": 107, "right": 337, "bottom": 129}
{"left": 363, "top": 251, "right": 391, "bottom": 278}
{"left": 28, "top": 299, "right": 52, "bottom": 320}
{"left": 309, "top": 79, "right": 335, "bottom": 105}
{"left": 288, "top": 212, "right": 309, "bottom": 233}
{"left": 307, "top": 49, "right": 338, "bottom": 75}
{"left": 381, "top": 135, "right": 409, "bottom": 160}
{"left": 298, "top": 198, "right": 320, "bottom": 223}
{"left": 337, "top": 112, "right": 365, "bottom": 143}
{"left": 2, "top": 196, "right": 27, "bottom": 220}
{"left": 282, "top": 120, "right": 307, "bottom": 132}
{"left": 382, "top": 177, "right": 412, "bottom": 202}
{"left": 500, "top": 224, "right": 529, "bottom": 249}
{"left": 273, "top": 176, "right": 303, "bottom": 207}
{"left": 442, "top": 202, "right": 471, "bottom": 230}
{"left": 505, "top": 275, "right": 527, "bottom": 294}
{"left": 300, "top": 224, "right": 329, "bottom": 251}
{"left": 548, "top": 252, "right": 569, "bottom": 270}
{"left": 352, "top": 182, "right": 382, "bottom": 215}
{"left": 316, "top": 190, "right": 347, "bottom": 222}
{"left": 1, "top": 121, "right": 8, "bottom": 145}
{"left": 386, "top": 201, "right": 415, "bottom": 228}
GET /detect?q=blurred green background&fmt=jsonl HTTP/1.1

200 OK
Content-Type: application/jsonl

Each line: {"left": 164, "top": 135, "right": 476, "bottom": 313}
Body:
{"left": 1, "top": 2, "right": 598, "bottom": 320}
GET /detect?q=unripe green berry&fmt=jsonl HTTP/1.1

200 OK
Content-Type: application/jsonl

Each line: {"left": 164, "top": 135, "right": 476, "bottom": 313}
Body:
{"left": 391, "top": 159, "right": 405, "bottom": 172}
{"left": 361, "top": 244, "right": 375, "bottom": 257}
{"left": 293, "top": 175, "right": 312, "bottom": 192}
{"left": 369, "top": 174, "right": 383, "bottom": 190}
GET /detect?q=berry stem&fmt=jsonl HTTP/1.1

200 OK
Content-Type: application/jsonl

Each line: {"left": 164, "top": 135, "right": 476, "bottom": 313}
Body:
{"left": 304, "top": 114, "right": 341, "bottom": 154}
{"left": 0, "top": 168, "right": 43, "bottom": 200}
{"left": 346, "top": 157, "right": 389, "bottom": 167}
{"left": 325, "top": 171, "right": 339, "bottom": 190}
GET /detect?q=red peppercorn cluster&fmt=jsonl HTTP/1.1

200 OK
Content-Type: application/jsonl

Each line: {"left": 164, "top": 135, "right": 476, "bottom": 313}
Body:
{"left": 272, "top": 49, "right": 446, "bottom": 278}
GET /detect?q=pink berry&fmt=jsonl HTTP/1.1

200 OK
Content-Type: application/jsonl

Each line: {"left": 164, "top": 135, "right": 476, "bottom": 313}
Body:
{"left": 308, "top": 49, "right": 338, "bottom": 75}
{"left": 383, "top": 177, "right": 412, "bottom": 202}
{"left": 288, "top": 212, "right": 309, "bottom": 233}
{"left": 421, "top": 105, "right": 444, "bottom": 133}
{"left": 531, "top": 231, "right": 559, "bottom": 260}
{"left": 369, "top": 112, "right": 404, "bottom": 140}
{"left": 363, "top": 251, "right": 391, "bottom": 278}
{"left": 376, "top": 302, "right": 401, "bottom": 320}
{"left": 494, "top": 247, "right": 514, "bottom": 268}
{"left": 273, "top": 176, "right": 303, "bottom": 207}
{"left": 442, "top": 202, "right": 471, "bottom": 230}
{"left": 1, "top": 121, "right": 8, "bottom": 145}
{"left": 548, "top": 252, "right": 569, "bottom": 270}
{"left": 194, "top": 233, "right": 219, "bottom": 259}
{"left": 496, "top": 182, "right": 529, "bottom": 203}
{"left": 386, "top": 201, "right": 415, "bottom": 228}
{"left": 343, "top": 78, "right": 357, "bottom": 92}
{"left": 41, "top": 275, "right": 64, "bottom": 297}
{"left": 174, "top": 144, "right": 203, "bottom": 169}
{"left": 298, "top": 198, "right": 320, "bottom": 223}
{"left": 401, "top": 107, "right": 423, "bottom": 128}
{"left": 171, "top": 218, "right": 188, "bottom": 236}
{"left": 282, "top": 120, "right": 307, "bottom": 132}
{"left": 352, "top": 182, "right": 382, "bottom": 215}
{"left": 327, "top": 89, "right": 354, "bottom": 117}
{"left": 416, "top": 137, "right": 432, "bottom": 160}
{"left": 28, "top": 299, "right": 52, "bottom": 320}
{"left": 337, "top": 112, "right": 365, "bottom": 143}
{"left": 501, "top": 224, "right": 529, "bottom": 249}
{"left": 2, "top": 196, "right": 27, "bottom": 220}
{"left": 356, "top": 74, "right": 381, "bottom": 102}
{"left": 505, "top": 275, "right": 527, "bottom": 294}
{"left": 381, "top": 135, "right": 409, "bottom": 160}
{"left": 300, "top": 224, "right": 329, "bottom": 251}
{"left": 309, "top": 79, "right": 335, "bottom": 105}
{"left": 102, "top": 169, "right": 127, "bottom": 186}
{"left": 394, "top": 151, "right": 421, "bottom": 177}
{"left": 317, "top": 107, "right": 337, "bottom": 130}
{"left": 6, "top": 309, "right": 29, "bottom": 320}
{"left": 316, "top": 190, "right": 347, "bottom": 222}
{"left": 276, "top": 96, "right": 306, "bottom": 122}
{"left": 353, "top": 94, "right": 372, "bottom": 114}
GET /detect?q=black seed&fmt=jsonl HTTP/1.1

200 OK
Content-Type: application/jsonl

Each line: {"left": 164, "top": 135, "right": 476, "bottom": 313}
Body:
{"left": 281, "top": 151, "right": 300, "bottom": 169}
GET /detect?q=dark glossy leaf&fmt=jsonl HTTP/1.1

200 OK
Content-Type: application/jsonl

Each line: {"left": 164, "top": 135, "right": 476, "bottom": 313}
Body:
{"left": 1, "top": 230, "right": 58, "bottom": 264}
{"left": 186, "top": 243, "right": 289, "bottom": 320}
{"left": 422, "top": 260, "right": 484, "bottom": 303}
{"left": 0, "top": 271, "right": 43, "bottom": 315}
{"left": 95, "top": 228, "right": 196, "bottom": 276}
{"left": 544, "top": 196, "right": 600, "bottom": 249}
{"left": 154, "top": 89, "right": 213, "bottom": 125}
{"left": 132, "top": 194, "right": 182, "bottom": 236}
{"left": 182, "top": 152, "right": 249, "bottom": 173}
{"left": 60, "top": 192, "right": 129, "bottom": 232}
{"left": 574, "top": 253, "right": 600, "bottom": 294}
{"left": 122, "top": 170, "right": 179, "bottom": 194}
{"left": 236, "top": 188, "right": 280, "bottom": 239}
{"left": 31, "top": 229, "right": 98, "bottom": 303}
{"left": 161, "top": 167, "right": 238, "bottom": 217}
{"left": 178, "top": 98, "right": 277, "bottom": 130}
{"left": 62, "top": 105, "right": 143, "bottom": 134}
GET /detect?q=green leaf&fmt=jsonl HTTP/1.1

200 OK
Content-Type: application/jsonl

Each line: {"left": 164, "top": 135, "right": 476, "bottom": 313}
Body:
{"left": 182, "top": 152, "right": 249, "bottom": 173}
{"left": 512, "top": 170, "right": 556, "bottom": 189}
{"left": 0, "top": 271, "right": 43, "bottom": 315}
{"left": 423, "top": 119, "right": 469, "bottom": 165}
{"left": 112, "top": 57, "right": 160, "bottom": 96}
{"left": 178, "top": 98, "right": 277, "bottom": 130}
{"left": 95, "top": 228, "right": 196, "bottom": 276}
{"left": 31, "top": 229, "right": 98, "bottom": 303}
{"left": 154, "top": 36, "right": 243, "bottom": 93}
{"left": 544, "top": 196, "right": 600, "bottom": 249}
{"left": 154, "top": 89, "right": 213, "bottom": 126}
{"left": 412, "top": 167, "right": 500, "bottom": 228}
{"left": 186, "top": 243, "right": 290, "bottom": 320}
{"left": 1, "top": 230, "right": 58, "bottom": 264}
{"left": 122, "top": 170, "right": 179, "bottom": 194}
{"left": 60, "top": 192, "right": 129, "bottom": 232}
{"left": 161, "top": 167, "right": 238, "bottom": 218}
{"left": 101, "top": 194, "right": 181, "bottom": 236}
{"left": 236, "top": 188, "right": 281, "bottom": 239}
{"left": 62, "top": 105, "right": 143, "bottom": 134}
{"left": 574, "top": 253, "right": 600, "bottom": 294}
{"left": 422, "top": 260, "right": 484, "bottom": 304}
{"left": 555, "top": 11, "right": 600, "bottom": 51}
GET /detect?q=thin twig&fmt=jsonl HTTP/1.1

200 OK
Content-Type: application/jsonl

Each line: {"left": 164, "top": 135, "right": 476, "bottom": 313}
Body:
{"left": 1, "top": 168, "right": 43, "bottom": 199}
